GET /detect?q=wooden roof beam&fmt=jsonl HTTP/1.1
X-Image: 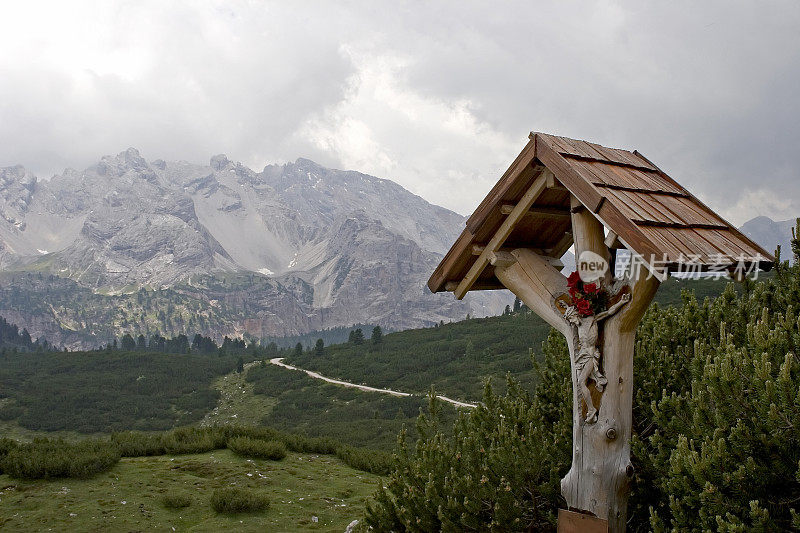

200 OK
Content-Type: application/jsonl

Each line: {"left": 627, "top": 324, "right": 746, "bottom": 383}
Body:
{"left": 604, "top": 231, "right": 622, "bottom": 250}
{"left": 545, "top": 172, "right": 570, "bottom": 193}
{"left": 453, "top": 170, "right": 552, "bottom": 299}
{"left": 489, "top": 248, "right": 564, "bottom": 270}
{"left": 499, "top": 204, "right": 571, "bottom": 218}
{"left": 471, "top": 244, "right": 553, "bottom": 256}
{"left": 444, "top": 280, "right": 504, "bottom": 292}
{"left": 550, "top": 231, "right": 574, "bottom": 259}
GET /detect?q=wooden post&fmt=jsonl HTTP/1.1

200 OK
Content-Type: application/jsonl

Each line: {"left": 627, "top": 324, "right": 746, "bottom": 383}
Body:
{"left": 493, "top": 201, "right": 659, "bottom": 532}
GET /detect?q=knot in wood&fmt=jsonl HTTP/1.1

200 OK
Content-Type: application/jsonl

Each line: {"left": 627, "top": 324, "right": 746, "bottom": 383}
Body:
{"left": 605, "top": 427, "right": 617, "bottom": 440}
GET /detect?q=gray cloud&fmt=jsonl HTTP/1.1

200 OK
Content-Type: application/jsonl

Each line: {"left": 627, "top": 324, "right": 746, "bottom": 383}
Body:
{"left": 1, "top": 1, "right": 798, "bottom": 224}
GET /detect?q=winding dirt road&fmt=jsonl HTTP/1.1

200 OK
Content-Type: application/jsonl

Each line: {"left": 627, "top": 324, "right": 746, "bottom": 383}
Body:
{"left": 269, "top": 358, "right": 477, "bottom": 409}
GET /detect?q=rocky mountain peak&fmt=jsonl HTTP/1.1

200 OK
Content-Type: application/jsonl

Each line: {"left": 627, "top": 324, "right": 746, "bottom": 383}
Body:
{"left": 740, "top": 215, "right": 797, "bottom": 262}
{"left": 91, "top": 148, "right": 153, "bottom": 180}
{"left": 0, "top": 165, "right": 36, "bottom": 187}
{"left": 0, "top": 165, "right": 37, "bottom": 220}
{"left": 210, "top": 154, "right": 231, "bottom": 171}
{"left": 293, "top": 157, "right": 320, "bottom": 168}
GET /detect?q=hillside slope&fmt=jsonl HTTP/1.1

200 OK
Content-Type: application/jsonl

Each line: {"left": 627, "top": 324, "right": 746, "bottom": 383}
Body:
{"left": 285, "top": 275, "right": 732, "bottom": 401}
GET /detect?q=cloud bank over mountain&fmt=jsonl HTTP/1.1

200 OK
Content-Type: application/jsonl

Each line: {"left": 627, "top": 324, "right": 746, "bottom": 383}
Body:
{"left": 0, "top": 1, "right": 798, "bottom": 225}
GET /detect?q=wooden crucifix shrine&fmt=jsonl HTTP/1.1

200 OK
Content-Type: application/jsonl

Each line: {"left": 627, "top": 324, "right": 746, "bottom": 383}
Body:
{"left": 428, "top": 132, "right": 774, "bottom": 532}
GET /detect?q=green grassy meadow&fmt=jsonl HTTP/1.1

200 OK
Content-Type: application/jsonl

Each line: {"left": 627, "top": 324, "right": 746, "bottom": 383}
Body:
{"left": 0, "top": 449, "right": 377, "bottom": 532}
{"left": 200, "top": 361, "right": 277, "bottom": 427}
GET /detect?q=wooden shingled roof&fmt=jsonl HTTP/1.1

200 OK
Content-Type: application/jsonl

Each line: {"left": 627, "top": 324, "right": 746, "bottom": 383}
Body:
{"left": 428, "top": 132, "right": 774, "bottom": 295}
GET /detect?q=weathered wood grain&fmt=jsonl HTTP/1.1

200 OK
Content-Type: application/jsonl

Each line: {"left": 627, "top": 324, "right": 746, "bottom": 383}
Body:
{"left": 453, "top": 171, "right": 550, "bottom": 299}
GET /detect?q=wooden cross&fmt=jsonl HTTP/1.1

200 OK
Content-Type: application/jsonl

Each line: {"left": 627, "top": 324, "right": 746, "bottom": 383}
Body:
{"left": 429, "top": 132, "right": 773, "bottom": 532}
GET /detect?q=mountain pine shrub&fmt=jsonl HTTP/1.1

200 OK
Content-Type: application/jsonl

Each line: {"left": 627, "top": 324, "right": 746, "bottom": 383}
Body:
{"left": 1, "top": 438, "right": 120, "bottom": 479}
{"left": 366, "top": 332, "right": 572, "bottom": 531}
{"left": 0, "top": 437, "right": 18, "bottom": 474}
{"left": 367, "top": 230, "right": 800, "bottom": 531}
{"left": 227, "top": 436, "right": 286, "bottom": 460}
{"left": 210, "top": 486, "right": 270, "bottom": 513}
{"left": 162, "top": 492, "right": 193, "bottom": 509}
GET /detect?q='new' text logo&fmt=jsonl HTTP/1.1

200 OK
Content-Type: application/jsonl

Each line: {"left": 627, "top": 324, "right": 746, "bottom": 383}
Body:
{"left": 577, "top": 251, "right": 609, "bottom": 282}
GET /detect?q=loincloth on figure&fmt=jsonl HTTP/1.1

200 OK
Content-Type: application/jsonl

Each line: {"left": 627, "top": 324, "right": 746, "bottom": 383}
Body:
{"left": 575, "top": 347, "right": 608, "bottom": 389}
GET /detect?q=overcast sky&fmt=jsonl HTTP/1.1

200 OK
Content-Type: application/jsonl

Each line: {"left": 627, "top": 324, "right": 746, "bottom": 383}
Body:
{"left": 1, "top": 1, "right": 798, "bottom": 224}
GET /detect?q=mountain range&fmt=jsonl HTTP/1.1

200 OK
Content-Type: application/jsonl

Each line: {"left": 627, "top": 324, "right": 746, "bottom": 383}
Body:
{"left": 739, "top": 216, "right": 796, "bottom": 262}
{"left": 0, "top": 148, "right": 794, "bottom": 349}
{"left": 0, "top": 149, "right": 509, "bottom": 348}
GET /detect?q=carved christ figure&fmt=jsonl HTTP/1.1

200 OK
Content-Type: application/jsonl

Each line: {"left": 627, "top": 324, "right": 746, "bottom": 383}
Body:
{"left": 563, "top": 292, "right": 631, "bottom": 424}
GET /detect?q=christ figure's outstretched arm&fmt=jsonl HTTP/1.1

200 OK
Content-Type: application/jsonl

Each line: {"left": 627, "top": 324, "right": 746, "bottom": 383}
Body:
{"left": 594, "top": 293, "right": 631, "bottom": 321}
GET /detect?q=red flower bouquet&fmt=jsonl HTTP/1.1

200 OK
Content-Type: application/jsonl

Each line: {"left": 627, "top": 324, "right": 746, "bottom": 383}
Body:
{"left": 566, "top": 272, "right": 609, "bottom": 317}
{"left": 576, "top": 298, "right": 593, "bottom": 315}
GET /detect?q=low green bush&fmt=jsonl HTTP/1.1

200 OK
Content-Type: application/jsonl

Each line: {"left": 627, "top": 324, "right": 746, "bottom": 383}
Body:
{"left": 0, "top": 437, "right": 18, "bottom": 475}
{"left": 227, "top": 436, "right": 286, "bottom": 460}
{"left": 1, "top": 438, "right": 120, "bottom": 479}
{"left": 0, "top": 437, "right": 17, "bottom": 456}
{"left": 220, "top": 425, "right": 284, "bottom": 443}
{"left": 218, "top": 425, "right": 390, "bottom": 473}
{"left": 210, "top": 486, "right": 270, "bottom": 513}
{"left": 219, "top": 425, "right": 390, "bottom": 473}
{"left": 162, "top": 493, "right": 193, "bottom": 509}
{"left": 161, "top": 427, "right": 227, "bottom": 455}
{"left": 111, "top": 431, "right": 166, "bottom": 456}
{"left": 334, "top": 445, "right": 392, "bottom": 476}
{"left": 0, "top": 425, "right": 389, "bottom": 481}
{"left": 282, "top": 433, "right": 338, "bottom": 455}
{"left": 0, "top": 403, "right": 24, "bottom": 421}
{"left": 112, "top": 427, "right": 227, "bottom": 457}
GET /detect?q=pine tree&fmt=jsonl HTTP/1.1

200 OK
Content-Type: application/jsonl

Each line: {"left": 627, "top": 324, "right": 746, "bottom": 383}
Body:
{"left": 191, "top": 333, "right": 203, "bottom": 352}
{"left": 294, "top": 342, "right": 303, "bottom": 357}
{"left": 120, "top": 333, "right": 136, "bottom": 351}
{"left": 174, "top": 334, "right": 189, "bottom": 354}
{"left": 365, "top": 333, "right": 571, "bottom": 531}
{"left": 371, "top": 326, "right": 383, "bottom": 345}
{"left": 631, "top": 273, "right": 800, "bottom": 530}
{"left": 464, "top": 339, "right": 475, "bottom": 360}
{"left": 351, "top": 329, "right": 365, "bottom": 345}
{"left": 315, "top": 338, "right": 325, "bottom": 356}
{"left": 149, "top": 334, "right": 166, "bottom": 352}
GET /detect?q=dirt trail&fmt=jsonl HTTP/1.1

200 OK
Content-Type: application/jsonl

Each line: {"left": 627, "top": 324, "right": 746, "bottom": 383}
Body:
{"left": 269, "top": 357, "right": 477, "bottom": 408}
